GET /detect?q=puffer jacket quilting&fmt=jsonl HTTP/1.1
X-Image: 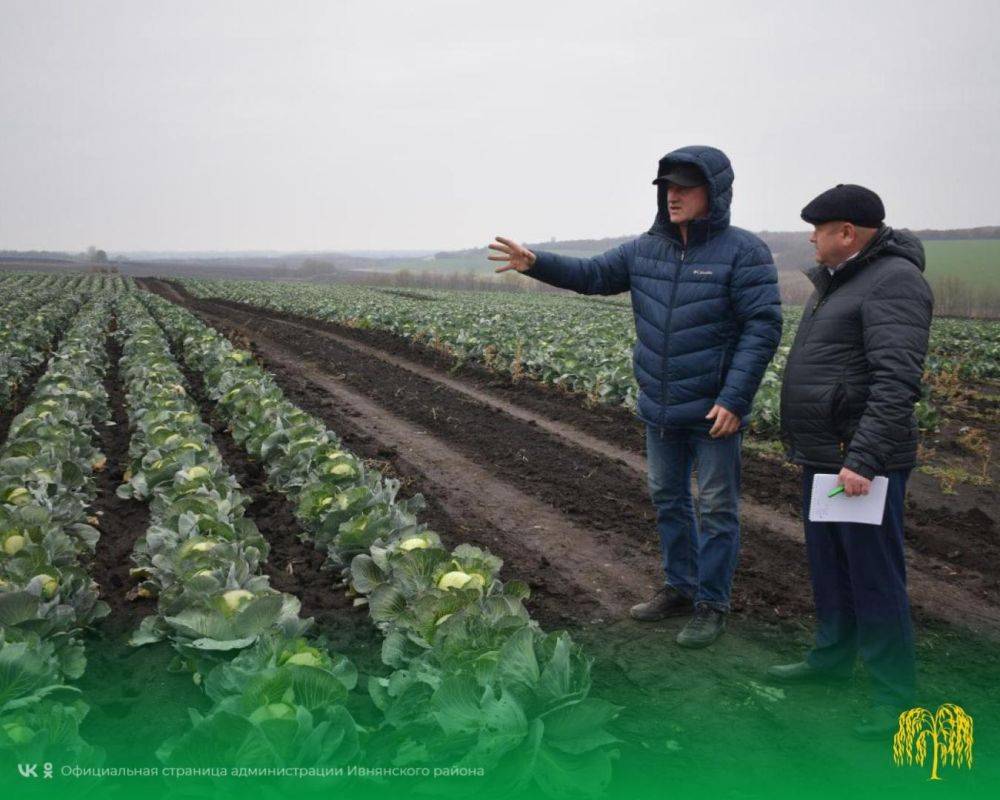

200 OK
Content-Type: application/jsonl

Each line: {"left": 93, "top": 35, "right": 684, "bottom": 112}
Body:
{"left": 779, "top": 226, "right": 934, "bottom": 478}
{"left": 525, "top": 145, "right": 783, "bottom": 429}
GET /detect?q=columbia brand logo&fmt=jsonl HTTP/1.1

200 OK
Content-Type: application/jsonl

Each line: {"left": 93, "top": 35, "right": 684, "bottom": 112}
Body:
{"left": 693, "top": 269, "right": 713, "bottom": 276}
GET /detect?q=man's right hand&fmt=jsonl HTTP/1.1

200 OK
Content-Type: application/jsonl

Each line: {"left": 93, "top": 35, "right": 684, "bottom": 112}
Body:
{"left": 489, "top": 236, "right": 537, "bottom": 273}
{"left": 836, "top": 466, "right": 872, "bottom": 497}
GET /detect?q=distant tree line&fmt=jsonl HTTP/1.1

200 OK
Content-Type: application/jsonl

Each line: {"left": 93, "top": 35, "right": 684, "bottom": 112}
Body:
{"left": 0, "top": 249, "right": 78, "bottom": 261}
{"left": 910, "top": 226, "right": 1000, "bottom": 240}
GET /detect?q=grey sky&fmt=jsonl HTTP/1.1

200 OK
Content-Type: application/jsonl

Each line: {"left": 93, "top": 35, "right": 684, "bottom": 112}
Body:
{"left": 1, "top": 0, "right": 998, "bottom": 252}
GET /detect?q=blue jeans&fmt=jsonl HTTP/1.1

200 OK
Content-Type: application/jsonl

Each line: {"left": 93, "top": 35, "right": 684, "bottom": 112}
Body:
{"left": 645, "top": 425, "right": 742, "bottom": 612}
{"left": 802, "top": 467, "right": 916, "bottom": 708}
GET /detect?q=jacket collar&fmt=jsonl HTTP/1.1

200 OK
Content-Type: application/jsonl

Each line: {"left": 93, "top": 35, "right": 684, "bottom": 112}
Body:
{"left": 804, "top": 225, "right": 893, "bottom": 291}
{"left": 653, "top": 216, "right": 717, "bottom": 248}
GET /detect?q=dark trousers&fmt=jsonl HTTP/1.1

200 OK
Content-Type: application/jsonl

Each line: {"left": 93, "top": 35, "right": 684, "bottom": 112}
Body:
{"left": 801, "top": 467, "right": 916, "bottom": 708}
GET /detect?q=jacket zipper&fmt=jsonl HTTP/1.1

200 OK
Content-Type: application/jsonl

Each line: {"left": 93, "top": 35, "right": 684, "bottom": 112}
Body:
{"left": 812, "top": 278, "right": 834, "bottom": 312}
{"left": 660, "top": 242, "right": 685, "bottom": 426}
{"left": 780, "top": 272, "right": 836, "bottom": 446}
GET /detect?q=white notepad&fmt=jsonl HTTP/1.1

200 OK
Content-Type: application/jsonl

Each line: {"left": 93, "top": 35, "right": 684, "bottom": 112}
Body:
{"left": 808, "top": 473, "right": 889, "bottom": 525}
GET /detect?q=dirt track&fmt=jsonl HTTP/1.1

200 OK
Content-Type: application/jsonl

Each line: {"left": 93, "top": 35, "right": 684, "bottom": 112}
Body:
{"left": 139, "top": 278, "right": 1000, "bottom": 645}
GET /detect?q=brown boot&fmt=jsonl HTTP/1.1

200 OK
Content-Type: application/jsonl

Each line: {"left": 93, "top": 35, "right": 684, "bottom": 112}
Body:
{"left": 675, "top": 602, "right": 726, "bottom": 648}
{"left": 629, "top": 585, "right": 694, "bottom": 621}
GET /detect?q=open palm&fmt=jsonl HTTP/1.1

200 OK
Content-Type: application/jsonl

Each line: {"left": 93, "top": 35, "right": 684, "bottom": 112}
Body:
{"left": 489, "top": 236, "right": 536, "bottom": 273}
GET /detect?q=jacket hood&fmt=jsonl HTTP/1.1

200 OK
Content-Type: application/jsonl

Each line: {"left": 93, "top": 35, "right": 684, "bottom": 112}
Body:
{"left": 649, "top": 145, "right": 734, "bottom": 244}
{"left": 875, "top": 227, "right": 925, "bottom": 272}
{"left": 805, "top": 225, "right": 926, "bottom": 288}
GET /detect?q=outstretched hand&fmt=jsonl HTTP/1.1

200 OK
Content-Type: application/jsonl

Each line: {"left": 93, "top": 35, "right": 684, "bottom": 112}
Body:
{"left": 489, "top": 236, "right": 537, "bottom": 273}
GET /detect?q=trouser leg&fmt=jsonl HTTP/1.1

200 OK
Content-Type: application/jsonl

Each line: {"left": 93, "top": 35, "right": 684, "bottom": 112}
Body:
{"left": 802, "top": 468, "right": 858, "bottom": 676}
{"left": 843, "top": 469, "right": 916, "bottom": 707}
{"left": 690, "top": 429, "right": 742, "bottom": 612}
{"left": 645, "top": 425, "right": 697, "bottom": 598}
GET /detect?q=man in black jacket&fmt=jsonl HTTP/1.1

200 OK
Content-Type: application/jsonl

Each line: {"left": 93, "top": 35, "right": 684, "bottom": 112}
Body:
{"left": 766, "top": 184, "right": 933, "bottom": 740}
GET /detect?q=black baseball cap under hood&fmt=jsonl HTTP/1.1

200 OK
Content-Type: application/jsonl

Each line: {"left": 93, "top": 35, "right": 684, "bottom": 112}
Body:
{"left": 652, "top": 161, "right": 706, "bottom": 187}
{"left": 649, "top": 145, "right": 734, "bottom": 240}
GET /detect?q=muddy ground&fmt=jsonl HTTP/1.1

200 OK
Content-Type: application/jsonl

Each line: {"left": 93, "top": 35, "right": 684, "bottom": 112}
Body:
{"left": 116, "top": 278, "right": 1000, "bottom": 788}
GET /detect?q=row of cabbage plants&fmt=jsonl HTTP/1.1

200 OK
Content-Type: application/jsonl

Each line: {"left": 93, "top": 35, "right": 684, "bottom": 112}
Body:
{"left": 0, "top": 298, "right": 112, "bottom": 763}
{"left": 0, "top": 272, "right": 77, "bottom": 317}
{"left": 178, "top": 277, "right": 989, "bottom": 436}
{"left": 178, "top": 277, "right": 639, "bottom": 409}
{"left": 0, "top": 274, "right": 89, "bottom": 411}
{"left": 144, "top": 291, "right": 620, "bottom": 797}
{"left": 113, "top": 293, "right": 361, "bottom": 768}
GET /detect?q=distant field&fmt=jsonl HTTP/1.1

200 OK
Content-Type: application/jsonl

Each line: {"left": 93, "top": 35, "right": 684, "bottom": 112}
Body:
{"left": 382, "top": 247, "right": 606, "bottom": 274}
{"left": 923, "top": 239, "right": 1000, "bottom": 289}
{"left": 379, "top": 238, "right": 1000, "bottom": 289}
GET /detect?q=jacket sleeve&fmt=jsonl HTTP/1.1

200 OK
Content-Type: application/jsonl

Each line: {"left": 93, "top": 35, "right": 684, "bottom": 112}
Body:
{"left": 523, "top": 239, "right": 634, "bottom": 295}
{"left": 843, "top": 268, "right": 933, "bottom": 479}
{"left": 715, "top": 242, "right": 783, "bottom": 418}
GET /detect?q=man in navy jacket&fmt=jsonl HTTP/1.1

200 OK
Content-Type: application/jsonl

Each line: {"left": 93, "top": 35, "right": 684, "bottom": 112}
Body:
{"left": 491, "top": 145, "right": 782, "bottom": 647}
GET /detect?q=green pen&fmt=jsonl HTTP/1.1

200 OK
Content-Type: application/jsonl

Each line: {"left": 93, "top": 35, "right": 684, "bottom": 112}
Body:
{"left": 827, "top": 486, "right": 845, "bottom": 498}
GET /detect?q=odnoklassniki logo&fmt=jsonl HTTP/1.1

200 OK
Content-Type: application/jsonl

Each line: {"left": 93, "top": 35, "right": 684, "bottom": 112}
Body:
{"left": 893, "top": 704, "right": 974, "bottom": 781}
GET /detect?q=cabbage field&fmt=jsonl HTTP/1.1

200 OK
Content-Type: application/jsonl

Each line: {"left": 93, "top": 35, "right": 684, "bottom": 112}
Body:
{"left": 177, "top": 277, "right": 1000, "bottom": 438}
{"left": 0, "top": 273, "right": 620, "bottom": 799}
{"left": 1, "top": 270, "right": 998, "bottom": 800}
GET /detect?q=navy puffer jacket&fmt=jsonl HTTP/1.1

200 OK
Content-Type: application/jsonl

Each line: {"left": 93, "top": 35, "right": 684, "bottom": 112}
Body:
{"left": 525, "top": 145, "right": 783, "bottom": 430}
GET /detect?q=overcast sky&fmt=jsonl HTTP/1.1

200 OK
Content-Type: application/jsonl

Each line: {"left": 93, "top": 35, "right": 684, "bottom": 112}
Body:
{"left": 1, "top": 0, "right": 998, "bottom": 253}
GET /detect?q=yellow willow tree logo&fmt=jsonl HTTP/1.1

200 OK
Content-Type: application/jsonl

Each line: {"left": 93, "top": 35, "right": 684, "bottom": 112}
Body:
{"left": 893, "top": 704, "right": 974, "bottom": 781}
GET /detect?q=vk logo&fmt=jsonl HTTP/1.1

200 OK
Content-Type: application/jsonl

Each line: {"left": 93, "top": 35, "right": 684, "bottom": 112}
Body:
{"left": 16, "top": 763, "right": 52, "bottom": 778}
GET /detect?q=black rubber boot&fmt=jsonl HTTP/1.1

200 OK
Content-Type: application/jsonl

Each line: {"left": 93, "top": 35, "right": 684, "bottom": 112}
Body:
{"left": 765, "top": 661, "right": 852, "bottom": 685}
{"left": 853, "top": 705, "right": 904, "bottom": 741}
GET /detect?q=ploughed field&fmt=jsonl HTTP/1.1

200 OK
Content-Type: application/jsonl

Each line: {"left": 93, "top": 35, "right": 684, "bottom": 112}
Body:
{"left": 0, "top": 270, "right": 997, "bottom": 798}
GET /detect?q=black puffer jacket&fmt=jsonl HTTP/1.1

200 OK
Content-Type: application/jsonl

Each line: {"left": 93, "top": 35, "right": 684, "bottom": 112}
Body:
{"left": 780, "top": 227, "right": 933, "bottom": 479}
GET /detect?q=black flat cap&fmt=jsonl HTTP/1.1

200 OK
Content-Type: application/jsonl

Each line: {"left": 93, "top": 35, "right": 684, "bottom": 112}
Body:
{"left": 801, "top": 184, "right": 885, "bottom": 227}
{"left": 652, "top": 161, "right": 706, "bottom": 187}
